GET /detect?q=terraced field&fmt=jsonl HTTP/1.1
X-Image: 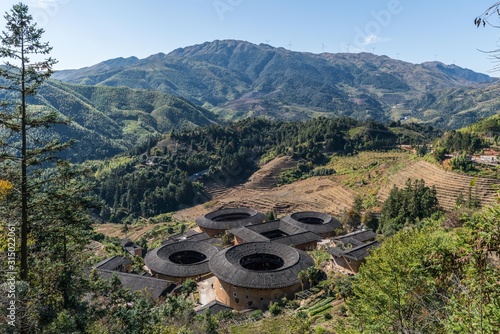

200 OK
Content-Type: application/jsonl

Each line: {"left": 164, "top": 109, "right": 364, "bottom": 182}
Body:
{"left": 95, "top": 222, "right": 159, "bottom": 240}
{"left": 378, "top": 160, "right": 500, "bottom": 210}
{"left": 173, "top": 176, "right": 357, "bottom": 222}
{"left": 174, "top": 154, "right": 499, "bottom": 223}
{"left": 243, "top": 156, "right": 297, "bottom": 190}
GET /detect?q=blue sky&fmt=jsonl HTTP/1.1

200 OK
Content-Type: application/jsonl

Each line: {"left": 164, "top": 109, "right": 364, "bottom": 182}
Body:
{"left": 0, "top": 0, "right": 499, "bottom": 75}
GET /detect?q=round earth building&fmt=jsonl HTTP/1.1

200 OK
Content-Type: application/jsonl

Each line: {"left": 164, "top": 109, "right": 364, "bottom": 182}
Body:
{"left": 145, "top": 240, "right": 219, "bottom": 282}
{"left": 195, "top": 207, "right": 265, "bottom": 237}
{"left": 209, "top": 242, "right": 315, "bottom": 310}
{"left": 281, "top": 211, "right": 341, "bottom": 238}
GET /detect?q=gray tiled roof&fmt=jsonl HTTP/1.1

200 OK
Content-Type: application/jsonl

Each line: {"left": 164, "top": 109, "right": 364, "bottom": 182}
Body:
{"left": 185, "top": 232, "right": 223, "bottom": 247}
{"left": 230, "top": 227, "right": 269, "bottom": 242}
{"left": 94, "top": 256, "right": 131, "bottom": 271}
{"left": 145, "top": 240, "right": 219, "bottom": 277}
{"left": 121, "top": 239, "right": 135, "bottom": 247}
{"left": 195, "top": 300, "right": 234, "bottom": 315}
{"left": 334, "top": 237, "right": 364, "bottom": 247}
{"left": 273, "top": 231, "right": 322, "bottom": 247}
{"left": 230, "top": 220, "right": 321, "bottom": 246}
{"left": 209, "top": 242, "right": 315, "bottom": 289}
{"left": 185, "top": 232, "right": 213, "bottom": 242}
{"left": 281, "top": 211, "right": 341, "bottom": 235}
{"left": 342, "top": 241, "right": 378, "bottom": 261}
{"left": 328, "top": 240, "right": 379, "bottom": 261}
{"left": 196, "top": 207, "right": 265, "bottom": 230}
{"left": 327, "top": 247, "right": 344, "bottom": 257}
{"left": 245, "top": 220, "right": 303, "bottom": 235}
{"left": 333, "top": 230, "right": 376, "bottom": 246}
{"left": 97, "top": 270, "right": 176, "bottom": 299}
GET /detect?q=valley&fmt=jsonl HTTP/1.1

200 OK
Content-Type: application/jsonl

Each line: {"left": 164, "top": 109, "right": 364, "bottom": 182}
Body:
{"left": 93, "top": 151, "right": 499, "bottom": 243}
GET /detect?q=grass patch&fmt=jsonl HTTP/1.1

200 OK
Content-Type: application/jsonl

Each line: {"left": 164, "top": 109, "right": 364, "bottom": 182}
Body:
{"left": 229, "top": 314, "right": 310, "bottom": 334}
{"left": 309, "top": 250, "right": 331, "bottom": 265}
{"left": 309, "top": 304, "right": 333, "bottom": 317}
{"left": 306, "top": 297, "right": 335, "bottom": 313}
{"left": 327, "top": 151, "right": 415, "bottom": 192}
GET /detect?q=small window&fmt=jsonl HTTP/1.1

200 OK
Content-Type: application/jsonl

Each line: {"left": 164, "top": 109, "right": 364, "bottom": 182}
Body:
{"left": 233, "top": 292, "right": 237, "bottom": 297}
{"left": 235, "top": 298, "right": 239, "bottom": 303}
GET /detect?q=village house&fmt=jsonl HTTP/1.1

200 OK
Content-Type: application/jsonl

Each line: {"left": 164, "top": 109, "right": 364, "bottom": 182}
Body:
{"left": 328, "top": 230, "right": 378, "bottom": 274}
{"left": 121, "top": 239, "right": 144, "bottom": 257}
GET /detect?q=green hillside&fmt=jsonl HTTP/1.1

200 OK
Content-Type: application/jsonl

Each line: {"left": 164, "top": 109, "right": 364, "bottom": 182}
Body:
{"left": 403, "top": 83, "right": 500, "bottom": 128}
{"left": 27, "top": 80, "right": 220, "bottom": 161}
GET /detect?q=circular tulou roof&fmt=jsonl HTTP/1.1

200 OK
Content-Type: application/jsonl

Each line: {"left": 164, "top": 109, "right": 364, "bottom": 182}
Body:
{"left": 196, "top": 207, "right": 265, "bottom": 230}
{"left": 145, "top": 241, "right": 219, "bottom": 278}
{"left": 209, "top": 242, "right": 315, "bottom": 289}
{"left": 281, "top": 211, "right": 341, "bottom": 235}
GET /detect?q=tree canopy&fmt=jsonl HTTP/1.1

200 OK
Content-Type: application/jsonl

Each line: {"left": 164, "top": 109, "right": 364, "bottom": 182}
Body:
{"left": 339, "top": 204, "right": 500, "bottom": 333}
{"left": 379, "top": 178, "right": 440, "bottom": 236}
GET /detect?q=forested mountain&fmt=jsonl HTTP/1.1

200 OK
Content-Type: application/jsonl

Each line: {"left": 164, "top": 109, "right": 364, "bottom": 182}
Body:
{"left": 466, "top": 111, "right": 500, "bottom": 134}
{"left": 52, "top": 40, "right": 498, "bottom": 126}
{"left": 405, "top": 83, "right": 500, "bottom": 128}
{"left": 94, "top": 117, "right": 440, "bottom": 223}
{"left": 18, "top": 80, "right": 219, "bottom": 161}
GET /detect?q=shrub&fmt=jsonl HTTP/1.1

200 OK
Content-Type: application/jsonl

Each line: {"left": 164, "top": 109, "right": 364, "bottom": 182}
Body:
{"left": 269, "top": 302, "right": 282, "bottom": 316}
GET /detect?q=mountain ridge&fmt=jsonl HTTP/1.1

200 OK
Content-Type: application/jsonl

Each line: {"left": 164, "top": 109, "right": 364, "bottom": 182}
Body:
{"left": 52, "top": 39, "right": 499, "bottom": 127}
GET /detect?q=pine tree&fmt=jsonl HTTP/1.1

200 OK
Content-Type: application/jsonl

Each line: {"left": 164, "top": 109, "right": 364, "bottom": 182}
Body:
{"left": 379, "top": 179, "right": 440, "bottom": 235}
{"left": 0, "top": 3, "right": 63, "bottom": 280}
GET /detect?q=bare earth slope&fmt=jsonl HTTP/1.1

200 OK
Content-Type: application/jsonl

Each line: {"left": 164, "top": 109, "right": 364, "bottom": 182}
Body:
{"left": 174, "top": 157, "right": 499, "bottom": 223}
{"left": 173, "top": 176, "right": 357, "bottom": 222}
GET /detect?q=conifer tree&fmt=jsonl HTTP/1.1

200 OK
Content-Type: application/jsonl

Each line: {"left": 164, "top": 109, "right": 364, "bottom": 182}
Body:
{"left": 0, "top": 3, "right": 64, "bottom": 280}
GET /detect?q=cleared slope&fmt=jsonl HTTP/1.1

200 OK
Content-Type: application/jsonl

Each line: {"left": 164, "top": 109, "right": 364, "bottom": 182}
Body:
{"left": 243, "top": 156, "right": 297, "bottom": 190}
{"left": 173, "top": 176, "right": 357, "bottom": 222}
{"left": 378, "top": 160, "right": 499, "bottom": 210}
{"left": 174, "top": 155, "right": 499, "bottom": 223}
